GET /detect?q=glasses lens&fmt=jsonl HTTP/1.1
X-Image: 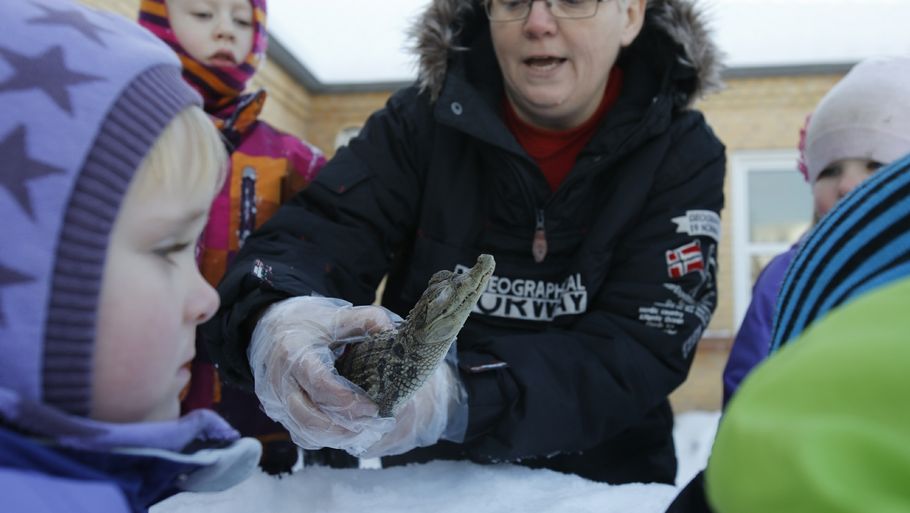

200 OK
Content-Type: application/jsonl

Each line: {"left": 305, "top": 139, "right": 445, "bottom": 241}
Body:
{"left": 487, "top": 0, "right": 529, "bottom": 21}
{"left": 551, "top": 0, "right": 598, "bottom": 18}
{"left": 487, "top": 0, "right": 599, "bottom": 21}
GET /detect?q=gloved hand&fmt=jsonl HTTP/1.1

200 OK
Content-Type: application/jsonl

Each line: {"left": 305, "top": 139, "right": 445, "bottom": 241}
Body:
{"left": 248, "top": 295, "right": 470, "bottom": 459}
{"left": 248, "top": 296, "right": 398, "bottom": 455}
{"left": 357, "top": 352, "right": 468, "bottom": 459}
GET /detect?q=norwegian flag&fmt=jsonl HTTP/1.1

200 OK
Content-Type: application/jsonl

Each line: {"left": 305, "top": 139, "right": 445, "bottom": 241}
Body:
{"left": 666, "top": 240, "right": 704, "bottom": 279}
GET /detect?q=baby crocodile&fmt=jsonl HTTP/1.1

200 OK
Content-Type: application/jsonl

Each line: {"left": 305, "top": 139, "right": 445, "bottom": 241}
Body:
{"left": 336, "top": 254, "right": 495, "bottom": 417}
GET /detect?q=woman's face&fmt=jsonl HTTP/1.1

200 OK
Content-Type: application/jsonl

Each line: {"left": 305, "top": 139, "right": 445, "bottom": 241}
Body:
{"left": 489, "top": 0, "right": 645, "bottom": 131}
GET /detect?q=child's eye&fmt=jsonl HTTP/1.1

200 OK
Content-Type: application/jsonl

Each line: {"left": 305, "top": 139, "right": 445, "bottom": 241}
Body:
{"left": 234, "top": 18, "right": 252, "bottom": 28}
{"left": 191, "top": 11, "right": 213, "bottom": 20}
{"left": 817, "top": 165, "right": 842, "bottom": 181}
{"left": 154, "top": 242, "right": 193, "bottom": 264}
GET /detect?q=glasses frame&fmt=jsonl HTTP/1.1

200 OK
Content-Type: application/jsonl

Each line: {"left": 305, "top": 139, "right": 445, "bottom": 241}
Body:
{"left": 484, "top": 0, "right": 606, "bottom": 22}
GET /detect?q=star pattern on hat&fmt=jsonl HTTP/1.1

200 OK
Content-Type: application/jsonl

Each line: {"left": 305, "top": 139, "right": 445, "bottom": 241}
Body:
{"left": 27, "top": 3, "right": 111, "bottom": 46}
{"left": 0, "top": 125, "right": 65, "bottom": 220}
{"left": 0, "top": 45, "right": 103, "bottom": 115}
{"left": 0, "top": 263, "right": 35, "bottom": 328}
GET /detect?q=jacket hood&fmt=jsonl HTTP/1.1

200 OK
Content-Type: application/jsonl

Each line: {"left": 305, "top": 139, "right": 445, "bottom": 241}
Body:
{"left": 0, "top": 0, "right": 238, "bottom": 454}
{"left": 409, "top": 0, "right": 724, "bottom": 107}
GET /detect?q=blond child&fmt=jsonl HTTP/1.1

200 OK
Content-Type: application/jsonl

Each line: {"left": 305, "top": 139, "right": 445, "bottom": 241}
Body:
{"left": 0, "top": 1, "right": 259, "bottom": 510}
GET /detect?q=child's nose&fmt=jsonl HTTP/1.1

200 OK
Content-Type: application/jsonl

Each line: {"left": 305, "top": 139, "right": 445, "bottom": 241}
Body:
{"left": 214, "top": 14, "right": 235, "bottom": 41}
{"left": 188, "top": 272, "right": 220, "bottom": 324}
{"left": 838, "top": 173, "right": 864, "bottom": 197}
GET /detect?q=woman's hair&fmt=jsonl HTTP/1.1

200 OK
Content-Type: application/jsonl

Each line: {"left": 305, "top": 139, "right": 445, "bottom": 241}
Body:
{"left": 132, "top": 106, "right": 227, "bottom": 200}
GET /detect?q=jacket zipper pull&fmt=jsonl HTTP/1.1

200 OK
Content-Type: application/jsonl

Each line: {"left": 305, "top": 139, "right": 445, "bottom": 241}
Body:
{"left": 532, "top": 209, "right": 547, "bottom": 263}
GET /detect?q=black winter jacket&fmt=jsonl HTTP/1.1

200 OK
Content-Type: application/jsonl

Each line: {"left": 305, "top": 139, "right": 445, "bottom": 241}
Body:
{"left": 204, "top": 0, "right": 726, "bottom": 484}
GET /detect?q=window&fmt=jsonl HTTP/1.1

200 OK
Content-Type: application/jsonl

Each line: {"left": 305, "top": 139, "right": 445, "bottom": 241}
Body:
{"left": 731, "top": 150, "right": 812, "bottom": 330}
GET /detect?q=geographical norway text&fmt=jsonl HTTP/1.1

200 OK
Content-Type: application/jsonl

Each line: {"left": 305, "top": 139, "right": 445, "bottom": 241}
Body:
{"left": 456, "top": 265, "right": 588, "bottom": 321}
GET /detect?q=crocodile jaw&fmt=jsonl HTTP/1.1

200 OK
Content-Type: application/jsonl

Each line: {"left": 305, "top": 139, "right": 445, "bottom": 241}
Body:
{"left": 410, "top": 254, "right": 495, "bottom": 347}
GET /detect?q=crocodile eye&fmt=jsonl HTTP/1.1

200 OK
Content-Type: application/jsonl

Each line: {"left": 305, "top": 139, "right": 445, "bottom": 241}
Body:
{"left": 428, "top": 270, "right": 453, "bottom": 286}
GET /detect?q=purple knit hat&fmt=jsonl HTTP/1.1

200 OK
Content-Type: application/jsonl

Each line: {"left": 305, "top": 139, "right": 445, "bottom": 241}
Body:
{"left": 0, "top": 0, "right": 199, "bottom": 424}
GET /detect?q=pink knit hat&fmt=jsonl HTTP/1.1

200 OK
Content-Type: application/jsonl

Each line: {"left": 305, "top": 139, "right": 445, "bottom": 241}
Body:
{"left": 804, "top": 56, "right": 910, "bottom": 185}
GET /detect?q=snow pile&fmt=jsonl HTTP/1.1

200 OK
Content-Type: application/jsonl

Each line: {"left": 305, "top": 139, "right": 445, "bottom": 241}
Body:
{"left": 152, "top": 411, "right": 720, "bottom": 513}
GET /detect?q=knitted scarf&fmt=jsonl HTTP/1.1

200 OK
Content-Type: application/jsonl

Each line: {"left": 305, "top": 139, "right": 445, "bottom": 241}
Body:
{"left": 138, "top": 0, "right": 268, "bottom": 119}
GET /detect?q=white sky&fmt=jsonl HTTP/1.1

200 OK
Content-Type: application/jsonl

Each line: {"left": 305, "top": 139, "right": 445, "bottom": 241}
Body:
{"left": 267, "top": 0, "right": 910, "bottom": 85}
{"left": 152, "top": 412, "right": 719, "bottom": 513}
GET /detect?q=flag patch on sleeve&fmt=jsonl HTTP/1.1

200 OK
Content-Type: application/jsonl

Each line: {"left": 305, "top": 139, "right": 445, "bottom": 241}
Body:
{"left": 665, "top": 240, "right": 704, "bottom": 279}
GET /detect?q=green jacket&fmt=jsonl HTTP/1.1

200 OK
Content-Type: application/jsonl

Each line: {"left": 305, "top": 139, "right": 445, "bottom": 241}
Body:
{"left": 706, "top": 276, "right": 910, "bottom": 512}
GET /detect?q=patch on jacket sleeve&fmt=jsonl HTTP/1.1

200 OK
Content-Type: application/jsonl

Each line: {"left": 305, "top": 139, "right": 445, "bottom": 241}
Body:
{"left": 251, "top": 258, "right": 273, "bottom": 285}
{"left": 671, "top": 210, "right": 720, "bottom": 242}
{"left": 665, "top": 240, "right": 704, "bottom": 279}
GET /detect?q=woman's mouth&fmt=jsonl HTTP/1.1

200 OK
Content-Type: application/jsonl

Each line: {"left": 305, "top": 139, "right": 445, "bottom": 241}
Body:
{"left": 524, "top": 56, "right": 566, "bottom": 72}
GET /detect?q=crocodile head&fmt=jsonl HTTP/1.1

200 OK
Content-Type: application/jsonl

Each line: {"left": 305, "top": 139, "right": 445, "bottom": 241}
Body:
{"left": 411, "top": 254, "right": 495, "bottom": 347}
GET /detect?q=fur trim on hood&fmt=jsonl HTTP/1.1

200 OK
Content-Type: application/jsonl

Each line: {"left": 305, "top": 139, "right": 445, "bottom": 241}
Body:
{"left": 408, "top": 0, "right": 724, "bottom": 107}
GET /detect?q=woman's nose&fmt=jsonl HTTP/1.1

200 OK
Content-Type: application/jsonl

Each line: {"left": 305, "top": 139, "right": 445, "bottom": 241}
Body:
{"left": 524, "top": 0, "right": 558, "bottom": 36}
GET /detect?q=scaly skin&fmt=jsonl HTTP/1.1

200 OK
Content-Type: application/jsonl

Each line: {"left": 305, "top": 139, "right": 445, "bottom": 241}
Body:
{"left": 336, "top": 254, "right": 495, "bottom": 417}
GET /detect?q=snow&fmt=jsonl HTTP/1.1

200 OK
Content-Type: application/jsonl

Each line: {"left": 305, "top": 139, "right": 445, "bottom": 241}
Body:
{"left": 151, "top": 411, "right": 720, "bottom": 513}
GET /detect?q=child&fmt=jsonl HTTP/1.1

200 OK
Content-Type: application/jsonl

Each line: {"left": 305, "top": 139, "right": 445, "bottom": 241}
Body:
{"left": 0, "top": 1, "right": 259, "bottom": 510}
{"left": 707, "top": 153, "right": 910, "bottom": 513}
{"left": 722, "top": 56, "right": 910, "bottom": 405}
{"left": 138, "top": 0, "right": 327, "bottom": 473}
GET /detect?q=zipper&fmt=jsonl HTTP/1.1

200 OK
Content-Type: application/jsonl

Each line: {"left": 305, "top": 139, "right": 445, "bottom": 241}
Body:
{"left": 503, "top": 158, "right": 549, "bottom": 264}
{"left": 532, "top": 209, "right": 547, "bottom": 263}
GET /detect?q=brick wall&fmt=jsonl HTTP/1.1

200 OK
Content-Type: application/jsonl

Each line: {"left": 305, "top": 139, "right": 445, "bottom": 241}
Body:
{"left": 307, "top": 91, "right": 392, "bottom": 155}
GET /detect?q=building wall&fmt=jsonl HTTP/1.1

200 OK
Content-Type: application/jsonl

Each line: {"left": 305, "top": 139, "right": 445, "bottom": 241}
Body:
{"left": 308, "top": 92, "right": 393, "bottom": 154}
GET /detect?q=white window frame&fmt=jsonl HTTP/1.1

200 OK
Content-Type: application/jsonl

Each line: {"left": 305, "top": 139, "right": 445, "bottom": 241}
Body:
{"left": 731, "top": 149, "right": 802, "bottom": 330}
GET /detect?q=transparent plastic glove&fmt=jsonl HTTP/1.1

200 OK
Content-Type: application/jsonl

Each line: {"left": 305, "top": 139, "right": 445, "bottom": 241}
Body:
{"left": 357, "top": 352, "right": 469, "bottom": 459}
{"left": 248, "top": 296, "right": 399, "bottom": 455}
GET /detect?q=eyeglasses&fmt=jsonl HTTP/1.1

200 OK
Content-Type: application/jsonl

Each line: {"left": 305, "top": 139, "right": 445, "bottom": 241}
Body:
{"left": 484, "top": 0, "right": 606, "bottom": 22}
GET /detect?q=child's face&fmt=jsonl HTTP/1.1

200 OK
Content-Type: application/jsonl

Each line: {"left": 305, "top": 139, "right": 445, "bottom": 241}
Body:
{"left": 90, "top": 164, "right": 219, "bottom": 423}
{"left": 166, "top": 0, "right": 254, "bottom": 68}
{"left": 812, "top": 158, "right": 883, "bottom": 217}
